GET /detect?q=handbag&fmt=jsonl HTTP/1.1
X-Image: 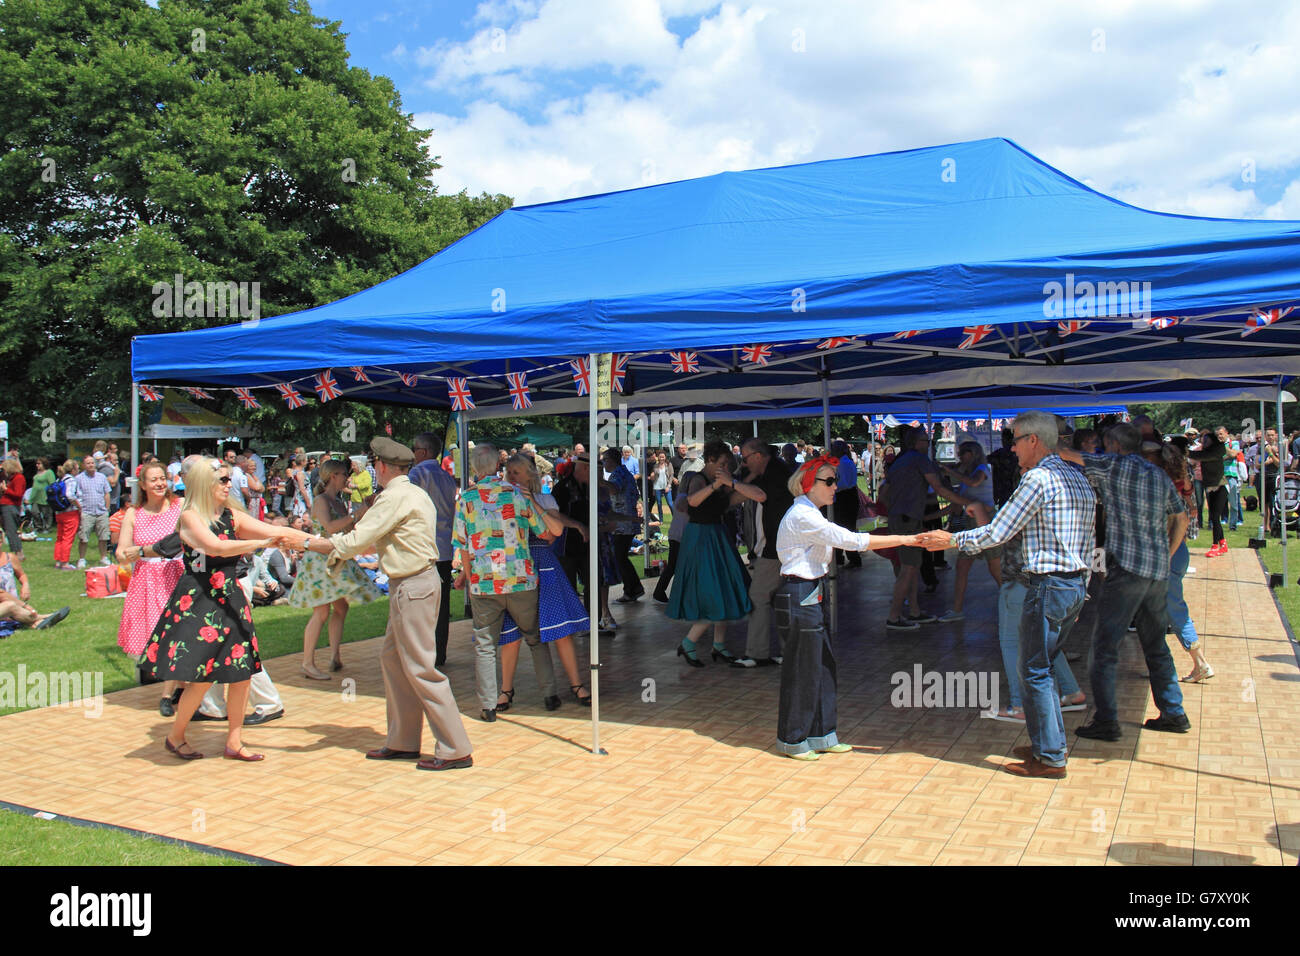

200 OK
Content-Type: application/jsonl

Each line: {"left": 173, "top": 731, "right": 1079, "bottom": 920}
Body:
{"left": 85, "top": 565, "right": 125, "bottom": 598}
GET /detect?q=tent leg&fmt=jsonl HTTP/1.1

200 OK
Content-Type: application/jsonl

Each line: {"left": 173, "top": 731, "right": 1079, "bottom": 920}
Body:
{"left": 588, "top": 354, "right": 605, "bottom": 756}
{"left": 821, "top": 365, "right": 835, "bottom": 638}
{"left": 130, "top": 384, "right": 140, "bottom": 503}
{"left": 1279, "top": 380, "right": 1287, "bottom": 587}
{"left": 1259, "top": 400, "right": 1267, "bottom": 541}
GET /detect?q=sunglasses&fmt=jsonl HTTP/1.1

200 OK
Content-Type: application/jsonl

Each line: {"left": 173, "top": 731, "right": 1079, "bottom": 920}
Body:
{"left": 217, "top": 476, "right": 232, "bottom": 485}
{"left": 815, "top": 476, "right": 837, "bottom": 487}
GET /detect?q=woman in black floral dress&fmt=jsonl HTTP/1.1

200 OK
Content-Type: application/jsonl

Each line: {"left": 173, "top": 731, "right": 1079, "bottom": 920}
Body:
{"left": 142, "top": 458, "right": 288, "bottom": 761}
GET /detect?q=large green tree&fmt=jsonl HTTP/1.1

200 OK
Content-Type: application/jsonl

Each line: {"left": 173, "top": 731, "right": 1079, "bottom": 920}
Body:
{"left": 0, "top": 0, "right": 510, "bottom": 455}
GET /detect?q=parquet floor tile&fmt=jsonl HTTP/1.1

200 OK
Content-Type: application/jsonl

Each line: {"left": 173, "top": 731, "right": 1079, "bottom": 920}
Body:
{"left": 2, "top": 546, "right": 1296, "bottom": 864}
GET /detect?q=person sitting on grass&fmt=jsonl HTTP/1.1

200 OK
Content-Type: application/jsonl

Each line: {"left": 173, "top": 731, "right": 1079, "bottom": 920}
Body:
{"left": 0, "top": 548, "right": 71, "bottom": 636}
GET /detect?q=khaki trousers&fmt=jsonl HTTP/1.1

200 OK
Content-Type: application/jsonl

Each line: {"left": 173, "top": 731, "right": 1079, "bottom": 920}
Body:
{"left": 744, "top": 555, "right": 784, "bottom": 660}
{"left": 381, "top": 567, "right": 472, "bottom": 759}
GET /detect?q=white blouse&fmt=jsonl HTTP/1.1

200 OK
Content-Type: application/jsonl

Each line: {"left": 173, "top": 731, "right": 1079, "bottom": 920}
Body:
{"left": 775, "top": 495, "right": 874, "bottom": 578}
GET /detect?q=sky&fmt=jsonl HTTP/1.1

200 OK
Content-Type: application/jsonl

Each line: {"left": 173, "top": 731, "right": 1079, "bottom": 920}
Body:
{"left": 311, "top": 0, "right": 1300, "bottom": 216}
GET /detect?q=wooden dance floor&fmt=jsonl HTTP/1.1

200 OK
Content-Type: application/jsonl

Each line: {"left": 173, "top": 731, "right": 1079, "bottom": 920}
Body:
{"left": 2, "top": 545, "right": 1297, "bottom": 865}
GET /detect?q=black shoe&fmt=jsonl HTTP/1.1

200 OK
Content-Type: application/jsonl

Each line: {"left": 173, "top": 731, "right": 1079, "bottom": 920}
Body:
{"left": 615, "top": 594, "right": 640, "bottom": 604}
{"left": 243, "top": 709, "right": 284, "bottom": 726}
{"left": 908, "top": 612, "right": 938, "bottom": 624}
{"left": 677, "top": 640, "right": 704, "bottom": 668}
{"left": 544, "top": 695, "right": 562, "bottom": 711}
{"left": 496, "top": 689, "right": 514, "bottom": 713}
{"left": 1143, "top": 713, "right": 1190, "bottom": 733}
{"left": 1075, "top": 720, "right": 1122, "bottom": 742}
{"left": 730, "top": 656, "right": 777, "bottom": 668}
{"left": 34, "top": 606, "right": 71, "bottom": 629}
{"left": 159, "top": 696, "right": 175, "bottom": 718}
{"left": 191, "top": 711, "right": 225, "bottom": 722}
{"left": 479, "top": 709, "right": 497, "bottom": 722}
{"left": 652, "top": 591, "right": 668, "bottom": 605}
{"left": 710, "top": 644, "right": 737, "bottom": 664}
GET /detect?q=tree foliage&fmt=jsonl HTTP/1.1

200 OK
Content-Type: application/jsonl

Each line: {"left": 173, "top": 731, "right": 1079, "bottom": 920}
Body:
{"left": 0, "top": 0, "right": 511, "bottom": 456}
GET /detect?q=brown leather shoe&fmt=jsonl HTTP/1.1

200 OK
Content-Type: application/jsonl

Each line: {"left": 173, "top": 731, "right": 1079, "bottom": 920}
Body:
{"left": 1012, "top": 744, "right": 1069, "bottom": 762}
{"left": 416, "top": 755, "right": 473, "bottom": 772}
{"left": 366, "top": 747, "right": 421, "bottom": 760}
{"left": 1004, "top": 756, "right": 1066, "bottom": 779}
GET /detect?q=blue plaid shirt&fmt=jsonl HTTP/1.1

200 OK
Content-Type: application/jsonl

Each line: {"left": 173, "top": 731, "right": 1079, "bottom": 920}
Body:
{"left": 953, "top": 455, "right": 1095, "bottom": 574}
{"left": 1079, "top": 452, "right": 1185, "bottom": 579}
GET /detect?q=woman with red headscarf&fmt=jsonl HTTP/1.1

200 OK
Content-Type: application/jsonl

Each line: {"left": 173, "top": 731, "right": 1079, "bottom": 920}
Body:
{"left": 774, "top": 455, "right": 920, "bottom": 760}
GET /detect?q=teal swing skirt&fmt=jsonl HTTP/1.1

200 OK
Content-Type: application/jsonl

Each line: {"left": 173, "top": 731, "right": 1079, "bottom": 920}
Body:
{"left": 665, "top": 522, "right": 753, "bottom": 623}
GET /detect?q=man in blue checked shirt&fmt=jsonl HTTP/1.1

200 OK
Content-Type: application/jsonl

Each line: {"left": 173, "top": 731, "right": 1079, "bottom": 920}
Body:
{"left": 1057, "top": 422, "right": 1189, "bottom": 742}
{"left": 921, "top": 410, "right": 1096, "bottom": 779}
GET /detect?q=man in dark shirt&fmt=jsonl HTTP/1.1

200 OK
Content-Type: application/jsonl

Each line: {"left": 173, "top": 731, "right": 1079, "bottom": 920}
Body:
{"left": 669, "top": 444, "right": 687, "bottom": 494}
{"left": 733, "top": 440, "right": 793, "bottom": 667}
{"left": 1189, "top": 426, "right": 1229, "bottom": 555}
{"left": 989, "top": 428, "right": 1020, "bottom": 507}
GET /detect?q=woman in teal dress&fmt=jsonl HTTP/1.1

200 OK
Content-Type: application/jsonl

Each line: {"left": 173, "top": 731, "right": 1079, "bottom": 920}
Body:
{"left": 141, "top": 458, "right": 290, "bottom": 761}
{"left": 667, "top": 440, "right": 766, "bottom": 666}
{"left": 288, "top": 459, "right": 383, "bottom": 679}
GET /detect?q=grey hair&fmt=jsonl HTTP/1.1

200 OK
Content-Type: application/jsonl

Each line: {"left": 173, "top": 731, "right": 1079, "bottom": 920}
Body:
{"left": 1011, "top": 411, "right": 1059, "bottom": 449}
{"left": 470, "top": 442, "right": 500, "bottom": 477}
{"left": 1107, "top": 422, "right": 1141, "bottom": 454}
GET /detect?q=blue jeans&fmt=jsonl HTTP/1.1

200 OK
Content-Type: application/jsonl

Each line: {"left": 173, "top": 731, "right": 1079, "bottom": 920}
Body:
{"left": 1227, "top": 478, "right": 1243, "bottom": 529}
{"left": 774, "top": 579, "right": 839, "bottom": 755}
{"left": 997, "top": 579, "right": 1081, "bottom": 710}
{"left": 1019, "top": 573, "right": 1087, "bottom": 766}
{"left": 1089, "top": 565, "right": 1185, "bottom": 724}
{"left": 1166, "top": 543, "right": 1199, "bottom": 652}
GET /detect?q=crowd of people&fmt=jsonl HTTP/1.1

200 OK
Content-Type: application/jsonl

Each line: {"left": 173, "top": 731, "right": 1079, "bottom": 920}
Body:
{"left": 0, "top": 410, "right": 1268, "bottom": 778}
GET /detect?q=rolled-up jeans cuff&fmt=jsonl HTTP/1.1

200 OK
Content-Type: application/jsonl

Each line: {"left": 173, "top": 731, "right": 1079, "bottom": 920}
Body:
{"left": 777, "top": 738, "right": 812, "bottom": 756}
{"left": 808, "top": 731, "right": 839, "bottom": 752}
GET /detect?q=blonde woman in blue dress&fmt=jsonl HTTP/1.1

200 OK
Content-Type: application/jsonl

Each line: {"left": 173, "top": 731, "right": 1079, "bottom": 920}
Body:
{"left": 289, "top": 459, "right": 382, "bottom": 679}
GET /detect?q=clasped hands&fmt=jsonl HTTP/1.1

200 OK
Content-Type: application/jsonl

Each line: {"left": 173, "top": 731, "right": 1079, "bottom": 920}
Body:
{"left": 915, "top": 529, "right": 953, "bottom": 551}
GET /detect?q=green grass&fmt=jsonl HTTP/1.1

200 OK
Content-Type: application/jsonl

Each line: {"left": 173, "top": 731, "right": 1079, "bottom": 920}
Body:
{"left": 1220, "top": 507, "right": 1300, "bottom": 633}
{"left": 0, "top": 808, "right": 251, "bottom": 866}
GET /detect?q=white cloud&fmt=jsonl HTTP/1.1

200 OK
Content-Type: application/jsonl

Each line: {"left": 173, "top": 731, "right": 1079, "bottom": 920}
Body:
{"left": 415, "top": 0, "right": 1300, "bottom": 219}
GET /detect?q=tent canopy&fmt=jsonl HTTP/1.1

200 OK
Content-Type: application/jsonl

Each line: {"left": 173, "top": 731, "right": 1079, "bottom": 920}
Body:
{"left": 132, "top": 137, "right": 1300, "bottom": 414}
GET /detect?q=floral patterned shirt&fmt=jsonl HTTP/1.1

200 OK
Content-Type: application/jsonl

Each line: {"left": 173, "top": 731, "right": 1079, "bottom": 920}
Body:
{"left": 453, "top": 475, "right": 547, "bottom": 595}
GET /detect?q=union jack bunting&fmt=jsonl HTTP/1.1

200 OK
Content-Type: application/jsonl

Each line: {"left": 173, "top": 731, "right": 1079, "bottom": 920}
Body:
{"left": 506, "top": 371, "right": 532, "bottom": 410}
{"left": 958, "top": 325, "right": 994, "bottom": 349}
{"left": 447, "top": 377, "right": 475, "bottom": 411}
{"left": 570, "top": 357, "right": 591, "bottom": 396}
{"left": 274, "top": 383, "right": 306, "bottom": 409}
{"left": 1057, "top": 320, "right": 1091, "bottom": 337}
{"left": 942, "top": 420, "right": 955, "bottom": 439}
{"left": 816, "top": 337, "right": 856, "bottom": 350}
{"left": 973, "top": 418, "right": 985, "bottom": 426}
{"left": 399, "top": 372, "right": 419, "bottom": 387}
{"left": 314, "top": 370, "right": 342, "bottom": 402}
{"left": 1146, "top": 316, "right": 1180, "bottom": 330}
{"left": 909, "top": 420, "right": 921, "bottom": 428}
{"left": 349, "top": 366, "right": 371, "bottom": 383}
{"left": 892, "top": 330, "right": 920, "bottom": 339}
{"left": 1243, "top": 306, "right": 1295, "bottom": 337}
{"left": 138, "top": 385, "right": 163, "bottom": 401}
{"left": 669, "top": 351, "right": 700, "bottom": 374}
{"left": 992, "top": 418, "right": 1004, "bottom": 430}
{"left": 233, "top": 387, "right": 260, "bottom": 409}
{"left": 741, "top": 344, "right": 772, "bottom": 366}
{"left": 182, "top": 386, "right": 214, "bottom": 400}
{"left": 957, "top": 420, "right": 969, "bottom": 430}
{"left": 611, "top": 354, "right": 628, "bottom": 394}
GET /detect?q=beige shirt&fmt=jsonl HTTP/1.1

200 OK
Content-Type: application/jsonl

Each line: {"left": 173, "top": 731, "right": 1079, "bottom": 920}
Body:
{"left": 328, "top": 474, "right": 439, "bottom": 579}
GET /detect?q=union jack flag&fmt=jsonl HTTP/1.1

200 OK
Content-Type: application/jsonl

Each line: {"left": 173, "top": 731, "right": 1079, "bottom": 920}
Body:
{"left": 447, "top": 377, "right": 475, "bottom": 411}
{"left": 611, "top": 354, "right": 629, "bottom": 394}
{"left": 314, "top": 370, "right": 342, "bottom": 402}
{"left": 182, "top": 386, "right": 214, "bottom": 400}
{"left": 892, "top": 330, "right": 921, "bottom": 339}
{"left": 1057, "top": 320, "right": 1090, "bottom": 337}
{"left": 958, "top": 325, "right": 994, "bottom": 349}
{"left": 1146, "top": 316, "right": 1180, "bottom": 330}
{"left": 1243, "top": 306, "right": 1295, "bottom": 337}
{"left": 275, "top": 383, "right": 306, "bottom": 409}
{"left": 349, "top": 366, "right": 371, "bottom": 383}
{"left": 741, "top": 344, "right": 772, "bottom": 366}
{"left": 909, "top": 420, "right": 921, "bottom": 428}
{"left": 233, "top": 387, "right": 260, "bottom": 409}
{"left": 992, "top": 418, "right": 1003, "bottom": 430}
{"left": 957, "top": 420, "right": 969, "bottom": 430}
{"left": 570, "top": 358, "right": 591, "bottom": 396}
{"left": 399, "top": 372, "right": 419, "bottom": 387}
{"left": 873, "top": 422, "right": 886, "bottom": 440}
{"left": 138, "top": 385, "right": 163, "bottom": 401}
{"left": 816, "top": 336, "right": 856, "bottom": 350}
{"left": 942, "top": 420, "right": 955, "bottom": 439}
{"left": 506, "top": 371, "right": 532, "bottom": 410}
{"left": 669, "top": 351, "right": 700, "bottom": 374}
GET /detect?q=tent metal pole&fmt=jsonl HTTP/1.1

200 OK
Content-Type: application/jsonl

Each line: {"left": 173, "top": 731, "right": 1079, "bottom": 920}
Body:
{"left": 457, "top": 413, "right": 468, "bottom": 493}
{"left": 822, "top": 362, "right": 835, "bottom": 637}
{"left": 1279, "top": 379, "right": 1287, "bottom": 587}
{"left": 752, "top": 419, "right": 758, "bottom": 439}
{"left": 1259, "top": 400, "right": 1267, "bottom": 540}
{"left": 588, "top": 354, "right": 603, "bottom": 755}
{"left": 130, "top": 384, "right": 140, "bottom": 501}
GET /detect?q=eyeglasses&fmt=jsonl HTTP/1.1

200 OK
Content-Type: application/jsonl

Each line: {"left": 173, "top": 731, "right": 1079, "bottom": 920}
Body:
{"left": 1011, "top": 433, "right": 1033, "bottom": 446}
{"left": 217, "top": 476, "right": 232, "bottom": 485}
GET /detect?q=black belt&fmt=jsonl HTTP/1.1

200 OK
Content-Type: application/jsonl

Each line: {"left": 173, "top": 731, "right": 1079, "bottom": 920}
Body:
{"left": 1026, "top": 568, "right": 1088, "bottom": 579}
{"left": 781, "top": 574, "right": 824, "bottom": 584}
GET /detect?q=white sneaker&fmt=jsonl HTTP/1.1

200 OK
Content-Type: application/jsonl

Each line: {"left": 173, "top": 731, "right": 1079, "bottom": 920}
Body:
{"left": 76, "top": 559, "right": 87, "bottom": 569}
{"left": 937, "top": 609, "right": 965, "bottom": 622}
{"left": 99, "top": 556, "right": 112, "bottom": 566}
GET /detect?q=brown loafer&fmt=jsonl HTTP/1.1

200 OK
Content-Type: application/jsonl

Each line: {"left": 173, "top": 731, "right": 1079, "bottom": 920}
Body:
{"left": 366, "top": 747, "right": 422, "bottom": 760}
{"left": 1012, "top": 744, "right": 1069, "bottom": 762}
{"left": 1004, "top": 756, "right": 1066, "bottom": 779}
{"left": 416, "top": 755, "right": 473, "bottom": 772}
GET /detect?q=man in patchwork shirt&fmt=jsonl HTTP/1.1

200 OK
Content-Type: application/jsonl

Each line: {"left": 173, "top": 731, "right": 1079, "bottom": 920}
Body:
{"left": 455, "top": 442, "right": 558, "bottom": 722}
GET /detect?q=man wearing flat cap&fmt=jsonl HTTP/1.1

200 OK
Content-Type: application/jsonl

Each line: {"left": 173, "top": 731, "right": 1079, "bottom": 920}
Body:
{"left": 299, "top": 437, "right": 473, "bottom": 771}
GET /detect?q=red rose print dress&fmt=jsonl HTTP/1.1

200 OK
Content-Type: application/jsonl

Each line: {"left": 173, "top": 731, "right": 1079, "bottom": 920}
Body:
{"left": 139, "top": 509, "right": 262, "bottom": 684}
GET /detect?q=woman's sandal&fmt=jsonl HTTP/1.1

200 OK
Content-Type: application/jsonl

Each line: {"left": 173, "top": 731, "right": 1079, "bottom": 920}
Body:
{"left": 571, "top": 684, "right": 592, "bottom": 707}
{"left": 164, "top": 738, "right": 203, "bottom": 760}
{"left": 300, "top": 663, "right": 331, "bottom": 681}
{"left": 497, "top": 688, "right": 515, "bottom": 713}
{"left": 223, "top": 745, "right": 265, "bottom": 762}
